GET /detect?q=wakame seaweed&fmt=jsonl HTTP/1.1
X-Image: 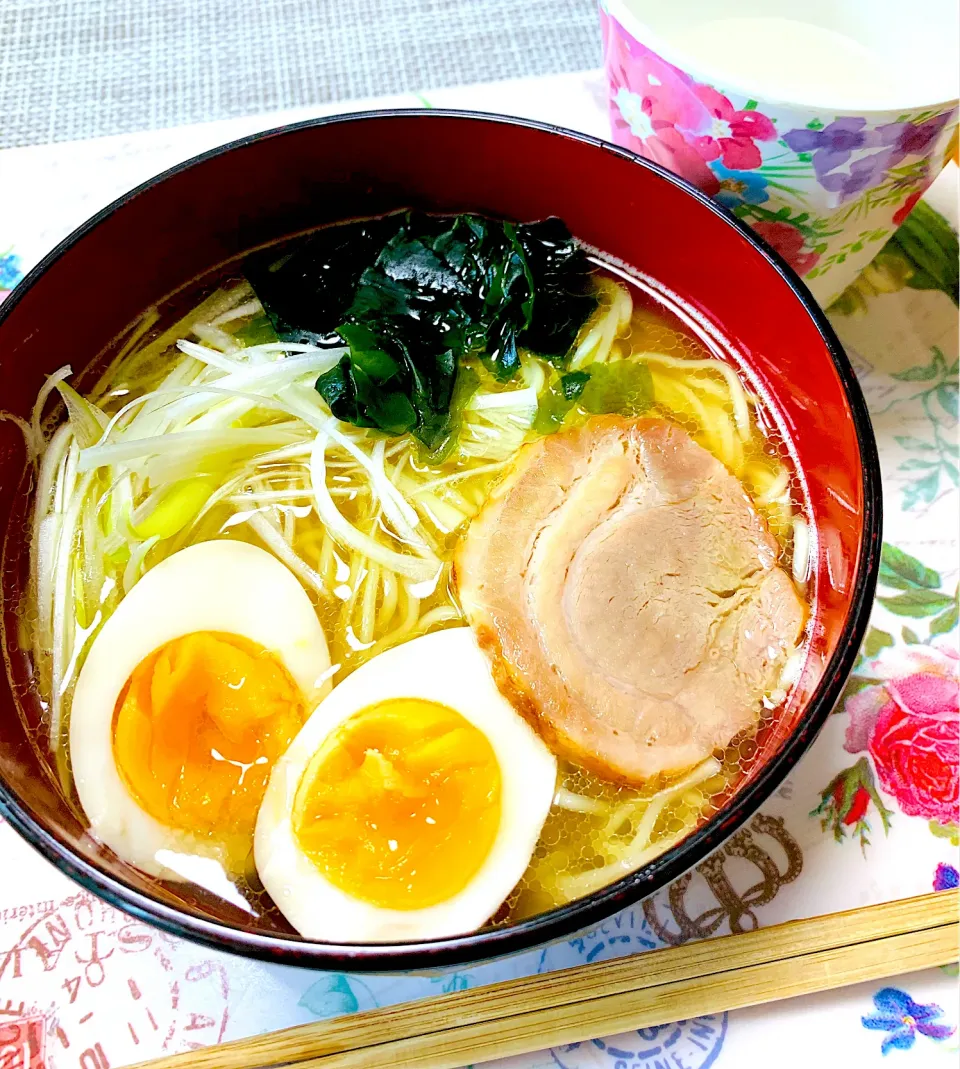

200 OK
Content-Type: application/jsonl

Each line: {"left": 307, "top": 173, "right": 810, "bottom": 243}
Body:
{"left": 515, "top": 218, "right": 600, "bottom": 360}
{"left": 245, "top": 216, "right": 404, "bottom": 345}
{"left": 244, "top": 212, "right": 597, "bottom": 452}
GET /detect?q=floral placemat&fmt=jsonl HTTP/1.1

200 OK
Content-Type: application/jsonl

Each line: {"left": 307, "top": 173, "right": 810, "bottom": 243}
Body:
{"left": 0, "top": 71, "right": 957, "bottom": 1069}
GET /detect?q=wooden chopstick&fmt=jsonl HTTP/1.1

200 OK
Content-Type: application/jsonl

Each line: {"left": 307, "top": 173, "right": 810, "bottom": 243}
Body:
{"left": 311, "top": 925, "right": 956, "bottom": 1069}
{"left": 135, "top": 890, "right": 958, "bottom": 1069}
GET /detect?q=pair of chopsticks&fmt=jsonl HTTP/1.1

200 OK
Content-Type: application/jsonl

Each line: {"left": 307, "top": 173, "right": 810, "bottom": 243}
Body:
{"left": 135, "top": 890, "right": 958, "bottom": 1069}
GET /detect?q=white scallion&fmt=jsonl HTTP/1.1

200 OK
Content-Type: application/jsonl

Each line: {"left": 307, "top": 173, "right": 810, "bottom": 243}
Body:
{"left": 792, "top": 517, "right": 810, "bottom": 586}
{"left": 31, "top": 365, "right": 73, "bottom": 446}
{"left": 310, "top": 432, "right": 439, "bottom": 581}
{"left": 243, "top": 509, "right": 328, "bottom": 599}
{"left": 77, "top": 426, "right": 308, "bottom": 472}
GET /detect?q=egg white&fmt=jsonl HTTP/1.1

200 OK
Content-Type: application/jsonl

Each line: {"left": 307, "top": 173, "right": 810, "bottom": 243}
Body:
{"left": 69, "top": 539, "right": 330, "bottom": 879}
{"left": 255, "top": 627, "right": 558, "bottom": 943}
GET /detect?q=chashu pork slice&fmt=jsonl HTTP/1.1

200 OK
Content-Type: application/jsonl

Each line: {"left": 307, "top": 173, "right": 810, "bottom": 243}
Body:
{"left": 454, "top": 416, "right": 806, "bottom": 784}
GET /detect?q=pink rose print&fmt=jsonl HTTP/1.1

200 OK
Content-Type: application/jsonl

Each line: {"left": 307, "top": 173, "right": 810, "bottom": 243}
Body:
{"left": 602, "top": 14, "right": 777, "bottom": 195}
{"left": 869, "top": 680, "right": 958, "bottom": 825}
{"left": 751, "top": 220, "right": 821, "bottom": 275}
{"left": 687, "top": 84, "right": 777, "bottom": 171}
{"left": 612, "top": 85, "right": 721, "bottom": 194}
{"left": 845, "top": 641, "right": 959, "bottom": 827}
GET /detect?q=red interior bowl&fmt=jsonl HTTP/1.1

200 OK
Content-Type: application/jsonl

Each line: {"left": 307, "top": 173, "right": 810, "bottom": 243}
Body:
{"left": 0, "top": 111, "right": 881, "bottom": 970}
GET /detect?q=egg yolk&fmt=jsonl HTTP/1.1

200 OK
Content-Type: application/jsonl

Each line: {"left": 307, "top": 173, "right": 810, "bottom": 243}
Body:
{"left": 112, "top": 631, "right": 305, "bottom": 863}
{"left": 293, "top": 698, "right": 502, "bottom": 911}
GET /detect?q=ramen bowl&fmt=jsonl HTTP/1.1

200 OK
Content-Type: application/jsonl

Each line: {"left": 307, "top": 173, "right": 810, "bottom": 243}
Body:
{"left": 0, "top": 111, "right": 881, "bottom": 970}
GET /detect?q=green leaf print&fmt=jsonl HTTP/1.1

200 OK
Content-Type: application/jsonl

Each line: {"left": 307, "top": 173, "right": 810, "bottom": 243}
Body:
{"left": 894, "top": 364, "right": 940, "bottom": 381}
{"left": 862, "top": 626, "right": 895, "bottom": 657}
{"left": 929, "top": 820, "right": 960, "bottom": 845}
{"left": 878, "top": 544, "right": 941, "bottom": 590}
{"left": 937, "top": 381, "right": 959, "bottom": 420}
{"left": 902, "top": 470, "right": 943, "bottom": 509}
{"left": 930, "top": 601, "right": 959, "bottom": 635}
{"left": 892, "top": 352, "right": 946, "bottom": 381}
{"left": 877, "top": 589, "right": 955, "bottom": 617}
{"left": 894, "top": 435, "right": 936, "bottom": 451}
{"left": 875, "top": 544, "right": 958, "bottom": 630}
{"left": 861, "top": 545, "right": 957, "bottom": 650}
{"left": 883, "top": 349, "right": 960, "bottom": 510}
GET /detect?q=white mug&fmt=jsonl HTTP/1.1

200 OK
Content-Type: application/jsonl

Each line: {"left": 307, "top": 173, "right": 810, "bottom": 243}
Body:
{"left": 600, "top": 0, "right": 959, "bottom": 306}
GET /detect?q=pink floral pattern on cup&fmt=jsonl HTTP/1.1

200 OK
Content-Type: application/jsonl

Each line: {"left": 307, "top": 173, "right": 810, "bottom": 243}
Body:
{"left": 605, "top": 30, "right": 778, "bottom": 194}
{"left": 600, "top": 4, "right": 959, "bottom": 304}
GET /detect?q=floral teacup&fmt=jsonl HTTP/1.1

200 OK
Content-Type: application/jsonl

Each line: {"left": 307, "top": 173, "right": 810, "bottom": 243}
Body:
{"left": 600, "top": 0, "right": 959, "bottom": 306}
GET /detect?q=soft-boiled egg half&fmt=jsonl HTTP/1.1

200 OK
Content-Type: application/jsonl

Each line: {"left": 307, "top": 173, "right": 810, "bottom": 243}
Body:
{"left": 70, "top": 540, "right": 330, "bottom": 880}
{"left": 255, "top": 627, "right": 557, "bottom": 942}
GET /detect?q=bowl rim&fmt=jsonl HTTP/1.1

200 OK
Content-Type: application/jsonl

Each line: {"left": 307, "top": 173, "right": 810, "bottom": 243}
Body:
{"left": 0, "top": 107, "right": 882, "bottom": 972}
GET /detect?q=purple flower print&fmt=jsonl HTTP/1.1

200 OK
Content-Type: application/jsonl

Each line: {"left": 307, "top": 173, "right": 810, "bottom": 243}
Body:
{"left": 783, "top": 118, "right": 894, "bottom": 201}
{"left": 933, "top": 862, "right": 959, "bottom": 891}
{"left": 879, "top": 108, "right": 958, "bottom": 168}
{"left": 861, "top": 987, "right": 955, "bottom": 1054}
{"left": 818, "top": 153, "right": 891, "bottom": 199}
{"left": 783, "top": 117, "right": 873, "bottom": 176}
{"left": 783, "top": 108, "right": 957, "bottom": 202}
